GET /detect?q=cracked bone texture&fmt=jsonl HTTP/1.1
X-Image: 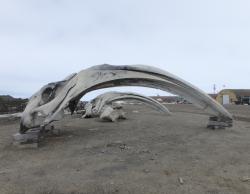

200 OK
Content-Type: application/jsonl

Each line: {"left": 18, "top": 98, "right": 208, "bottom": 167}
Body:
{"left": 82, "top": 91, "right": 171, "bottom": 118}
{"left": 20, "top": 64, "right": 233, "bottom": 133}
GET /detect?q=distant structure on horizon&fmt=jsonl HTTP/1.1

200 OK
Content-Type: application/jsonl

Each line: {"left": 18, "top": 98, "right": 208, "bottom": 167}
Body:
{"left": 1, "top": 89, "right": 250, "bottom": 115}
{"left": 151, "top": 89, "right": 250, "bottom": 105}
{"left": 216, "top": 89, "right": 250, "bottom": 105}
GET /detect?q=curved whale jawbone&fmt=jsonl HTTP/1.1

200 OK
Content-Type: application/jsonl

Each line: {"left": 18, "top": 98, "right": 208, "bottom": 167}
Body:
{"left": 20, "top": 64, "right": 233, "bottom": 133}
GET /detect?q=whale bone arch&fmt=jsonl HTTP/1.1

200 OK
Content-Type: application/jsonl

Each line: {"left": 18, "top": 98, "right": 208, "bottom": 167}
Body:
{"left": 20, "top": 64, "right": 233, "bottom": 133}
{"left": 82, "top": 91, "right": 171, "bottom": 118}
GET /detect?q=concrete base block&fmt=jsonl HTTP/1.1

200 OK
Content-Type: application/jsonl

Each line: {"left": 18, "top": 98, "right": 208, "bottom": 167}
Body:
{"left": 13, "top": 126, "right": 61, "bottom": 148}
{"left": 13, "top": 127, "right": 41, "bottom": 148}
{"left": 207, "top": 116, "right": 233, "bottom": 129}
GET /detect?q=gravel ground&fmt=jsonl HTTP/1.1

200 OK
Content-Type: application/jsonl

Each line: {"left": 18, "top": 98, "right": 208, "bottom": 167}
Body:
{"left": 0, "top": 104, "right": 250, "bottom": 194}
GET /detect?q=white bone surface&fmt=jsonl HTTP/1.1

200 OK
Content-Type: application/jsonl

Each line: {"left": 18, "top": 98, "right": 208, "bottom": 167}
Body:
{"left": 99, "top": 105, "right": 126, "bottom": 122}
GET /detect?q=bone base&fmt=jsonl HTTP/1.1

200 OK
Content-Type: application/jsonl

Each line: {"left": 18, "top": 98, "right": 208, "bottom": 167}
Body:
{"left": 13, "top": 126, "right": 60, "bottom": 148}
{"left": 207, "top": 117, "right": 233, "bottom": 129}
{"left": 13, "top": 128, "right": 41, "bottom": 148}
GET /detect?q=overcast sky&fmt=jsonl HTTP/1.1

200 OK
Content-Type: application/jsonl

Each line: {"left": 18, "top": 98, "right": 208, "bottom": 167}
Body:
{"left": 0, "top": 0, "right": 249, "bottom": 99}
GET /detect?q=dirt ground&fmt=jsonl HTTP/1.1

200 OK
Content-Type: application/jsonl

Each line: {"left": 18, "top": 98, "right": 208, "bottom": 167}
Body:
{"left": 0, "top": 104, "right": 250, "bottom": 194}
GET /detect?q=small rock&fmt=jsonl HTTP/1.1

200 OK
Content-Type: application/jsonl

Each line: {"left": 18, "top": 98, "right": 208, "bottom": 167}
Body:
{"left": 110, "top": 181, "right": 115, "bottom": 185}
{"left": 164, "top": 170, "right": 170, "bottom": 176}
{"left": 178, "top": 177, "right": 184, "bottom": 185}
{"left": 119, "top": 144, "right": 127, "bottom": 150}
{"left": 139, "top": 149, "right": 150, "bottom": 154}
{"left": 241, "top": 176, "right": 250, "bottom": 182}
{"left": 143, "top": 169, "right": 150, "bottom": 173}
{"left": 0, "top": 171, "right": 6, "bottom": 175}
{"left": 107, "top": 141, "right": 124, "bottom": 147}
{"left": 88, "top": 128, "right": 99, "bottom": 131}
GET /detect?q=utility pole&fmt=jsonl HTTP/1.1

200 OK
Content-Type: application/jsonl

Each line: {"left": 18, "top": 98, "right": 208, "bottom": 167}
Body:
{"left": 213, "top": 84, "right": 216, "bottom": 94}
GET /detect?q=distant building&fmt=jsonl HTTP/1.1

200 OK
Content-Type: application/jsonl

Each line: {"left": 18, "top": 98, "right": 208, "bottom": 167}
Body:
{"left": 216, "top": 89, "right": 250, "bottom": 105}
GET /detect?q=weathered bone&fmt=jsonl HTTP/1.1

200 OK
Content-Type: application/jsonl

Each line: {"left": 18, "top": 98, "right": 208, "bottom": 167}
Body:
{"left": 20, "top": 64, "right": 233, "bottom": 133}
{"left": 82, "top": 91, "right": 171, "bottom": 118}
{"left": 99, "top": 105, "right": 126, "bottom": 122}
